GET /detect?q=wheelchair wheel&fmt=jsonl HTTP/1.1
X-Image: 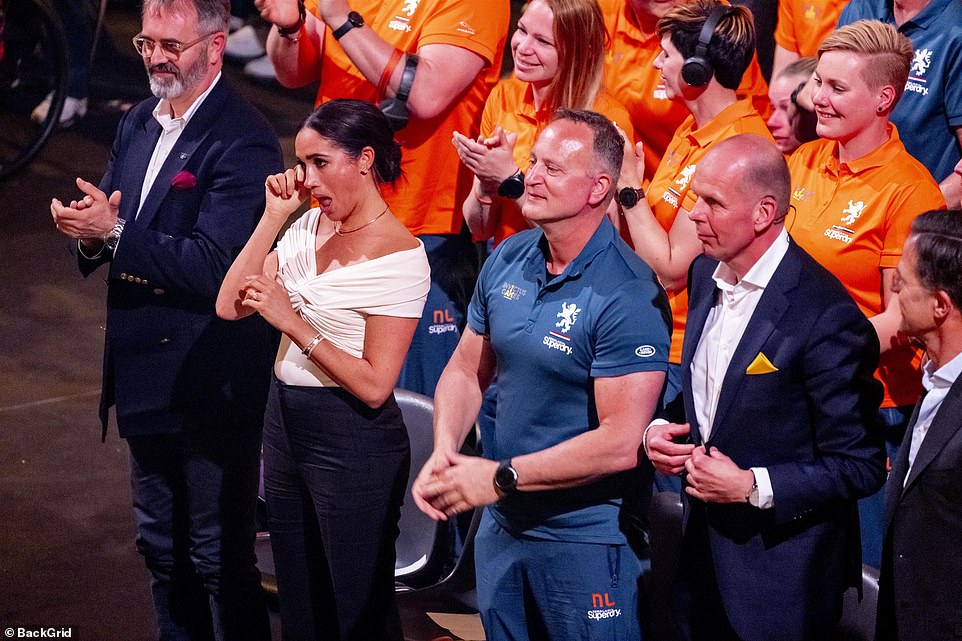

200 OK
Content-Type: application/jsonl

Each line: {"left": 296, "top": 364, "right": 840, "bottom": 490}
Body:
{"left": 0, "top": 0, "right": 68, "bottom": 180}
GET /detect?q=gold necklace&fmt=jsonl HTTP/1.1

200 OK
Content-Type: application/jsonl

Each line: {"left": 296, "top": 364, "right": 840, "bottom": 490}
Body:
{"left": 334, "top": 204, "right": 390, "bottom": 236}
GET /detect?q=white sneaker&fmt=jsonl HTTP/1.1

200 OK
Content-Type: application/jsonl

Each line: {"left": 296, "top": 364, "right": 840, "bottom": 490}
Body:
{"left": 243, "top": 55, "right": 277, "bottom": 82}
{"left": 31, "top": 92, "right": 88, "bottom": 127}
{"left": 229, "top": 15, "right": 244, "bottom": 32}
{"left": 225, "top": 25, "right": 265, "bottom": 60}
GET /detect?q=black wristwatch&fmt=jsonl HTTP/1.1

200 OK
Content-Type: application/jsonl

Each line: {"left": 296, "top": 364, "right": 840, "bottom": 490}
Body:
{"left": 493, "top": 459, "right": 519, "bottom": 496}
{"left": 497, "top": 170, "right": 525, "bottom": 199}
{"left": 332, "top": 11, "right": 364, "bottom": 40}
{"left": 618, "top": 186, "right": 645, "bottom": 209}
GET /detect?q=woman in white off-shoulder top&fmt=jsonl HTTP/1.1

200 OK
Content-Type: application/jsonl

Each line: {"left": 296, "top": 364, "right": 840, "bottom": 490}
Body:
{"left": 217, "top": 99, "right": 429, "bottom": 641}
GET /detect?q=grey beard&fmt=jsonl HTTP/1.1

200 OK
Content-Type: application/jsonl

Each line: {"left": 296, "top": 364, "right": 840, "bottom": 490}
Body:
{"left": 146, "top": 47, "right": 209, "bottom": 101}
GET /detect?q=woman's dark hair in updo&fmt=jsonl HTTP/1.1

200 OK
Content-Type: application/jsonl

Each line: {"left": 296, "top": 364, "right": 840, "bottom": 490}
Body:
{"left": 302, "top": 98, "right": 403, "bottom": 185}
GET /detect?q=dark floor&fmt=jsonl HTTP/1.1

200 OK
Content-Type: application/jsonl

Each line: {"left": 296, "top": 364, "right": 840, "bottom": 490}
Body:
{"left": 0, "top": 6, "right": 461, "bottom": 641}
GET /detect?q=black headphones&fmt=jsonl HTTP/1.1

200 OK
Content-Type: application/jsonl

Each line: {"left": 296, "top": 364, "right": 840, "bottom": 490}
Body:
{"left": 681, "top": 6, "right": 728, "bottom": 87}
{"left": 380, "top": 53, "right": 419, "bottom": 132}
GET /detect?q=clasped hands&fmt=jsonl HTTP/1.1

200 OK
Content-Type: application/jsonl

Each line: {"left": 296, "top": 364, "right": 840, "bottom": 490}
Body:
{"left": 50, "top": 177, "right": 121, "bottom": 244}
{"left": 452, "top": 126, "right": 519, "bottom": 195}
{"left": 412, "top": 450, "right": 499, "bottom": 521}
{"left": 646, "top": 422, "right": 753, "bottom": 504}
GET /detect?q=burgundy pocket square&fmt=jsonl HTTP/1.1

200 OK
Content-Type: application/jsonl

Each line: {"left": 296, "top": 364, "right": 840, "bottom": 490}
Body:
{"left": 171, "top": 171, "right": 197, "bottom": 190}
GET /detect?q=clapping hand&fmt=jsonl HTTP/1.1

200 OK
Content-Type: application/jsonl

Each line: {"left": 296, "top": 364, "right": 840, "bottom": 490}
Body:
{"left": 452, "top": 126, "right": 519, "bottom": 187}
{"left": 51, "top": 177, "right": 121, "bottom": 242}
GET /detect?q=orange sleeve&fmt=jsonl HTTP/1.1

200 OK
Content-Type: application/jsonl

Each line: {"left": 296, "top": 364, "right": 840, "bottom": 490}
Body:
{"left": 879, "top": 178, "right": 947, "bottom": 268}
{"left": 773, "top": 1, "right": 798, "bottom": 52}
{"left": 415, "top": 0, "right": 508, "bottom": 67}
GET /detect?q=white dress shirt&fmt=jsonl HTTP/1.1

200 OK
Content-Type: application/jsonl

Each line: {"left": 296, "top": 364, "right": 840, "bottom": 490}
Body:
{"left": 690, "top": 228, "right": 790, "bottom": 509}
{"left": 904, "top": 350, "right": 962, "bottom": 485}
{"left": 137, "top": 71, "right": 222, "bottom": 217}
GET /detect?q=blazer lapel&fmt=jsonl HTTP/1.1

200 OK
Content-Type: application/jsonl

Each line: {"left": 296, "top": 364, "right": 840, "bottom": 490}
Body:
{"left": 708, "top": 244, "right": 799, "bottom": 441}
{"left": 901, "top": 377, "right": 962, "bottom": 496}
{"left": 118, "top": 108, "right": 162, "bottom": 224}
{"left": 134, "top": 80, "right": 227, "bottom": 228}
{"left": 884, "top": 398, "right": 922, "bottom": 528}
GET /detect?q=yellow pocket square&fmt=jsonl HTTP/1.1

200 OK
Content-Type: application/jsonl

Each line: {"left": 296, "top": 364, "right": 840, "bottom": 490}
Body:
{"left": 746, "top": 352, "right": 778, "bottom": 375}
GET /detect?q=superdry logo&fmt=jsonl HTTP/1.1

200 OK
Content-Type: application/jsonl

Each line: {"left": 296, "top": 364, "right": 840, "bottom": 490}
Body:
{"left": 429, "top": 309, "right": 458, "bottom": 335}
{"left": 587, "top": 593, "right": 622, "bottom": 621}
{"left": 906, "top": 48, "right": 933, "bottom": 96}
{"left": 543, "top": 335, "right": 573, "bottom": 355}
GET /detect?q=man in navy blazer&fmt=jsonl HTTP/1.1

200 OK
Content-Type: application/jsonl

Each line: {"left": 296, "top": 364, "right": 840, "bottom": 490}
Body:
{"left": 646, "top": 134, "right": 886, "bottom": 641}
{"left": 877, "top": 210, "right": 962, "bottom": 641}
{"left": 51, "top": 0, "right": 282, "bottom": 638}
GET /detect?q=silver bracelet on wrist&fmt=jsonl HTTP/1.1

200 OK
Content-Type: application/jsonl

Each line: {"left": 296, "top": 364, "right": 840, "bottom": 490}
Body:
{"left": 301, "top": 332, "right": 324, "bottom": 358}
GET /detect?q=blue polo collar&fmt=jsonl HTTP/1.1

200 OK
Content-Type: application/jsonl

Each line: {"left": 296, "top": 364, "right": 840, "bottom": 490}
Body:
{"left": 886, "top": 0, "right": 951, "bottom": 29}
{"left": 523, "top": 217, "right": 617, "bottom": 289}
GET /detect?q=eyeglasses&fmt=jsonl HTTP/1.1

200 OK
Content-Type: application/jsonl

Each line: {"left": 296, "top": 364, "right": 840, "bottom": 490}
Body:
{"left": 132, "top": 31, "right": 218, "bottom": 59}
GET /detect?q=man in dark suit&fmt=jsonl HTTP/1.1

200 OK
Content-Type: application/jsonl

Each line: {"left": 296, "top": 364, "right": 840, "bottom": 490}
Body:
{"left": 50, "top": 0, "right": 282, "bottom": 639}
{"left": 646, "top": 134, "right": 886, "bottom": 641}
{"left": 877, "top": 210, "right": 962, "bottom": 641}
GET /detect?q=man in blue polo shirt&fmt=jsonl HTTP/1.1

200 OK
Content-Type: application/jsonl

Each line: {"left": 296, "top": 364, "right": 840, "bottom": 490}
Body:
{"left": 412, "top": 109, "right": 670, "bottom": 640}
{"left": 839, "top": 0, "right": 962, "bottom": 207}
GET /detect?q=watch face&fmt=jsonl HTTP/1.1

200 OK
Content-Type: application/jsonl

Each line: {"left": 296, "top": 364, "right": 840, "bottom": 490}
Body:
{"left": 497, "top": 174, "right": 525, "bottom": 199}
{"left": 618, "top": 187, "right": 639, "bottom": 209}
{"left": 349, "top": 11, "right": 364, "bottom": 27}
{"left": 495, "top": 463, "right": 518, "bottom": 492}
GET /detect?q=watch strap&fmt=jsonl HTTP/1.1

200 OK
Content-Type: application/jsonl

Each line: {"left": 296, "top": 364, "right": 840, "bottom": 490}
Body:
{"left": 276, "top": 0, "right": 306, "bottom": 37}
{"left": 332, "top": 11, "right": 363, "bottom": 40}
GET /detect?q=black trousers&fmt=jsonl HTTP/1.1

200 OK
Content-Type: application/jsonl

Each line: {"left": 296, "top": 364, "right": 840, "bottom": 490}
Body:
{"left": 263, "top": 378, "right": 410, "bottom": 641}
{"left": 128, "top": 422, "right": 268, "bottom": 641}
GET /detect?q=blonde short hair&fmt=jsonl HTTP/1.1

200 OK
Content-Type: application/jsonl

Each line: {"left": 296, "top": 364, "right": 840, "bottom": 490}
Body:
{"left": 818, "top": 20, "right": 913, "bottom": 103}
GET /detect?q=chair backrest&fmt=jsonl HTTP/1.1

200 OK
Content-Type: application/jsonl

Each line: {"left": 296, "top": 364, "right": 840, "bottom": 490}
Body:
{"left": 649, "top": 490, "right": 685, "bottom": 641}
{"left": 834, "top": 564, "right": 879, "bottom": 641}
{"left": 394, "top": 388, "right": 447, "bottom": 588}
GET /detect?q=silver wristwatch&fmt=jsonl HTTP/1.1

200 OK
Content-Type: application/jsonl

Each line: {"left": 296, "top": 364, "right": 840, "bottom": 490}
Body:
{"left": 104, "top": 218, "right": 126, "bottom": 253}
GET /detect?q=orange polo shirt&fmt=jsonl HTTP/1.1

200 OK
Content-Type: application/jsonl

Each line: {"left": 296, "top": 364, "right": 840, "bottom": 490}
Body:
{"left": 478, "top": 77, "right": 636, "bottom": 245}
{"left": 305, "top": 0, "right": 509, "bottom": 236}
{"left": 774, "top": 0, "right": 849, "bottom": 58}
{"left": 646, "top": 98, "right": 773, "bottom": 363}
{"left": 600, "top": 0, "right": 771, "bottom": 181}
{"left": 786, "top": 124, "right": 946, "bottom": 407}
